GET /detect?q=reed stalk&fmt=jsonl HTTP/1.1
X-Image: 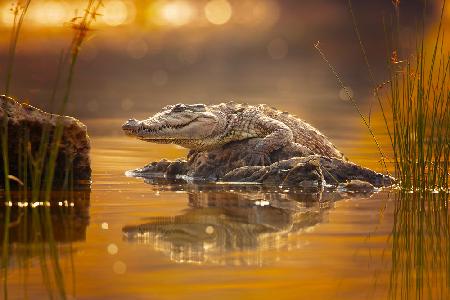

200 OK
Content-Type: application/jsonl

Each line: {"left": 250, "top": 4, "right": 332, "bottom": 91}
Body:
{"left": 380, "top": 0, "right": 449, "bottom": 191}
{"left": 1, "top": 2, "right": 31, "bottom": 298}
{"left": 317, "top": 1, "right": 449, "bottom": 191}
{"left": 1, "top": 1, "right": 102, "bottom": 298}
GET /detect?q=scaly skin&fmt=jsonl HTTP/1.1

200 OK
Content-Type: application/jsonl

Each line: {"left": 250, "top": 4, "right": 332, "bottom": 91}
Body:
{"left": 122, "top": 102, "right": 345, "bottom": 165}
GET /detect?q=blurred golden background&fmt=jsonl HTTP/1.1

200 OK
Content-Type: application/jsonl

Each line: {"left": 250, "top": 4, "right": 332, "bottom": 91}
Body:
{"left": 0, "top": 0, "right": 445, "bottom": 139}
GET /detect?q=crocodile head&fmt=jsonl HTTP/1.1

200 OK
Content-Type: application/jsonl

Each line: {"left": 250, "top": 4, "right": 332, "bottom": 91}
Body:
{"left": 122, "top": 103, "right": 223, "bottom": 150}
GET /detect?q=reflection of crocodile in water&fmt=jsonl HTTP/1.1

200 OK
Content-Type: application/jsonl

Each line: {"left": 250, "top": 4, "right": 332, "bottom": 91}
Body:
{"left": 122, "top": 186, "right": 361, "bottom": 266}
{"left": 122, "top": 102, "right": 393, "bottom": 187}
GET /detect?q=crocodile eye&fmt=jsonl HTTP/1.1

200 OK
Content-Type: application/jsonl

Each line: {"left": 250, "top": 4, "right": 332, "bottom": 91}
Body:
{"left": 172, "top": 104, "right": 187, "bottom": 112}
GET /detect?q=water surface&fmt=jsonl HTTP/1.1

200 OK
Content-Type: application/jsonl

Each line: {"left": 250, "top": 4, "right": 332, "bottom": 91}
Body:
{"left": 2, "top": 136, "right": 449, "bottom": 300}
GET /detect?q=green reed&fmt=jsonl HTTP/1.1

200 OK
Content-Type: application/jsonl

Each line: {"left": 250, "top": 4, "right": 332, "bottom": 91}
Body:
{"left": 389, "top": 190, "right": 450, "bottom": 300}
{"left": 342, "top": 2, "right": 450, "bottom": 297}
{"left": 1, "top": 1, "right": 102, "bottom": 298}
{"left": 1, "top": 2, "right": 31, "bottom": 298}
{"left": 318, "top": 1, "right": 449, "bottom": 191}
{"left": 379, "top": 0, "right": 449, "bottom": 191}
{"left": 4, "top": 1, "right": 31, "bottom": 97}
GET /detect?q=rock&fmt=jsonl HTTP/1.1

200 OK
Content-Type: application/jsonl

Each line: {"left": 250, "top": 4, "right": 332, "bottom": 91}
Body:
{"left": 281, "top": 158, "right": 323, "bottom": 188}
{"left": 319, "top": 157, "right": 391, "bottom": 187}
{"left": 0, "top": 95, "right": 91, "bottom": 187}
{"left": 338, "top": 180, "right": 375, "bottom": 193}
{"left": 185, "top": 138, "right": 393, "bottom": 187}
{"left": 165, "top": 159, "right": 189, "bottom": 177}
{"left": 128, "top": 137, "right": 394, "bottom": 188}
{"left": 223, "top": 156, "right": 324, "bottom": 188}
{"left": 126, "top": 133, "right": 394, "bottom": 188}
{"left": 222, "top": 156, "right": 392, "bottom": 188}
{"left": 186, "top": 138, "right": 309, "bottom": 180}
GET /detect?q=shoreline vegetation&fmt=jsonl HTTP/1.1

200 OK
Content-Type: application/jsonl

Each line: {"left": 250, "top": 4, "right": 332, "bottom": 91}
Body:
{"left": 316, "top": 0, "right": 449, "bottom": 192}
{"left": 1, "top": 0, "right": 102, "bottom": 298}
{"left": 316, "top": 1, "right": 450, "bottom": 298}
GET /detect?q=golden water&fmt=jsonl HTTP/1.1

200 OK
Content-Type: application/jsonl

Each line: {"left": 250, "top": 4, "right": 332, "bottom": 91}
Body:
{"left": 2, "top": 134, "right": 449, "bottom": 299}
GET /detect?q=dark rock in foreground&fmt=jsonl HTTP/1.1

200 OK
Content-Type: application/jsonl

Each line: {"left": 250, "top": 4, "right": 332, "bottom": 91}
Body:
{"left": 0, "top": 95, "right": 91, "bottom": 187}
{"left": 128, "top": 138, "right": 393, "bottom": 189}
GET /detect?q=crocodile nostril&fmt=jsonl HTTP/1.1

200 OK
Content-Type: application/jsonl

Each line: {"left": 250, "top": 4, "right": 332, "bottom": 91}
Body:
{"left": 122, "top": 118, "right": 140, "bottom": 130}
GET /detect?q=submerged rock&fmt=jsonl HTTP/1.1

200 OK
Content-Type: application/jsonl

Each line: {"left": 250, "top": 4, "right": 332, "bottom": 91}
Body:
{"left": 338, "top": 180, "right": 375, "bottom": 194}
{"left": 128, "top": 138, "right": 393, "bottom": 188}
{"left": 0, "top": 95, "right": 91, "bottom": 187}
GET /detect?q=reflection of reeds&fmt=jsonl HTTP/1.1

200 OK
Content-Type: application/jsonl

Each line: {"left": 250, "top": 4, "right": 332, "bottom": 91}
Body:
{"left": 1, "top": 188, "right": 90, "bottom": 299}
{"left": 389, "top": 191, "right": 450, "bottom": 299}
{"left": 1, "top": 2, "right": 31, "bottom": 298}
{"left": 1, "top": 0, "right": 102, "bottom": 298}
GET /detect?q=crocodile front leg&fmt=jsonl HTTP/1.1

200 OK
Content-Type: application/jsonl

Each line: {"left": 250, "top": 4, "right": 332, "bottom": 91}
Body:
{"left": 245, "top": 114, "right": 294, "bottom": 166}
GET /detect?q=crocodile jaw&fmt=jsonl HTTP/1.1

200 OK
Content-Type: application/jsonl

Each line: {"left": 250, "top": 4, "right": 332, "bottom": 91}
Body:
{"left": 122, "top": 114, "right": 219, "bottom": 146}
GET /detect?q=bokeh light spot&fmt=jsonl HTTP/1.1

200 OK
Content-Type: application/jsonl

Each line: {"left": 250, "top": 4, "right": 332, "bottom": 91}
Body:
{"left": 107, "top": 243, "right": 119, "bottom": 255}
{"left": 205, "top": 226, "right": 214, "bottom": 234}
{"left": 161, "top": 0, "right": 195, "bottom": 26}
{"left": 235, "top": 0, "right": 280, "bottom": 28}
{"left": 102, "top": 0, "right": 129, "bottom": 26}
{"left": 1, "top": 4, "right": 17, "bottom": 26}
{"left": 204, "top": 0, "right": 232, "bottom": 25}
{"left": 32, "top": 1, "right": 67, "bottom": 26}
{"left": 127, "top": 38, "right": 148, "bottom": 59}
{"left": 267, "top": 38, "right": 288, "bottom": 60}
{"left": 113, "top": 261, "right": 127, "bottom": 274}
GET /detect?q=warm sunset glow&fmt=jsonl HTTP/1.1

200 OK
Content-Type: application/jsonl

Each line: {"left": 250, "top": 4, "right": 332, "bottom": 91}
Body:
{"left": 235, "top": 0, "right": 280, "bottom": 28}
{"left": 0, "top": 0, "right": 279, "bottom": 29}
{"left": 1, "top": 5, "right": 14, "bottom": 26}
{"left": 32, "top": 1, "right": 68, "bottom": 26}
{"left": 160, "top": 0, "right": 195, "bottom": 26}
{"left": 2, "top": 1, "right": 447, "bottom": 299}
{"left": 204, "top": 0, "right": 232, "bottom": 25}
{"left": 102, "top": 0, "right": 130, "bottom": 26}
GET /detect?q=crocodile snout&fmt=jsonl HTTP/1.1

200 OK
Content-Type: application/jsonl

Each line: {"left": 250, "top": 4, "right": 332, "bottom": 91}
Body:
{"left": 122, "top": 119, "right": 140, "bottom": 132}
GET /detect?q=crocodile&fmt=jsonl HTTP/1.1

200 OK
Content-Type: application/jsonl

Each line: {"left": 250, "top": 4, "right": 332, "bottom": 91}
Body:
{"left": 122, "top": 102, "right": 345, "bottom": 165}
